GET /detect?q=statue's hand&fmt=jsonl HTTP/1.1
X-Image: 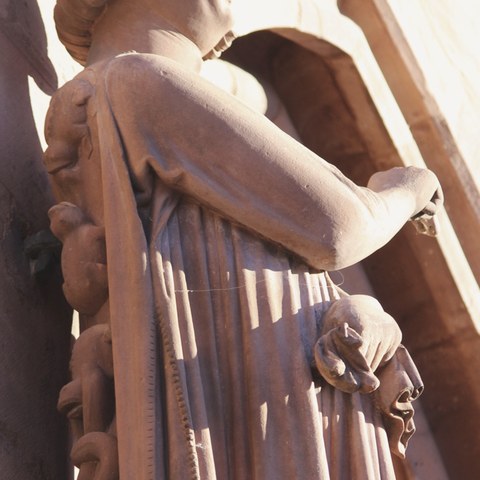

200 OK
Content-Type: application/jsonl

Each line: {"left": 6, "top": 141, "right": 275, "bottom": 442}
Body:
{"left": 314, "top": 295, "right": 402, "bottom": 394}
{"left": 367, "top": 166, "right": 443, "bottom": 219}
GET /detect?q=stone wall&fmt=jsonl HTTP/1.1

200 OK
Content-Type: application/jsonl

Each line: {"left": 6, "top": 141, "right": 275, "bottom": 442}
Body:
{"left": 387, "top": 0, "right": 480, "bottom": 186}
{"left": 0, "top": 1, "right": 73, "bottom": 478}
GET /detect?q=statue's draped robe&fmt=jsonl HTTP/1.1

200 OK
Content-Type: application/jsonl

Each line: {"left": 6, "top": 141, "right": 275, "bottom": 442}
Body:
{"left": 49, "top": 53, "right": 419, "bottom": 479}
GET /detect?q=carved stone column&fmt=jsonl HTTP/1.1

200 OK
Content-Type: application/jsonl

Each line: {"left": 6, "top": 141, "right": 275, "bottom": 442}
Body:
{"left": 0, "top": 1, "right": 72, "bottom": 477}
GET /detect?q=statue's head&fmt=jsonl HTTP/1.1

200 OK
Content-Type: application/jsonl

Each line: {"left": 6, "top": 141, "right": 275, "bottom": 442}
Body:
{"left": 55, "top": 0, "right": 234, "bottom": 65}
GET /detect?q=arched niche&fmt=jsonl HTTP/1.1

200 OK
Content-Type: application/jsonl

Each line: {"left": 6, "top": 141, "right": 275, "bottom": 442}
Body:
{"left": 223, "top": 8, "right": 480, "bottom": 476}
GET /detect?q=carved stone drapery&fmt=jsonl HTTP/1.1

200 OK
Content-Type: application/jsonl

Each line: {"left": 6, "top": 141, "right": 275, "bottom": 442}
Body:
{"left": 45, "top": 1, "right": 442, "bottom": 479}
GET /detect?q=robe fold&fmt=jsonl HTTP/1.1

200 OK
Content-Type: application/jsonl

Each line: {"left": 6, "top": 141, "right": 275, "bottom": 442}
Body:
{"left": 47, "top": 52, "right": 421, "bottom": 480}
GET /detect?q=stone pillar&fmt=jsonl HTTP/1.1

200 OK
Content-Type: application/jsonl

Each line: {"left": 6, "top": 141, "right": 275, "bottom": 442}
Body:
{"left": 0, "top": 1, "right": 72, "bottom": 477}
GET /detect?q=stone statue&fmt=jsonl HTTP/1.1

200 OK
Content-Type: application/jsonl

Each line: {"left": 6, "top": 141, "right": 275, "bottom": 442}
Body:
{"left": 46, "top": 0, "right": 442, "bottom": 478}
{"left": 58, "top": 323, "right": 117, "bottom": 480}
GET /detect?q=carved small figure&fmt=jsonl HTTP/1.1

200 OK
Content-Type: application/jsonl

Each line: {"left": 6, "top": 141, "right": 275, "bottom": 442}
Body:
{"left": 43, "top": 79, "right": 93, "bottom": 176}
{"left": 71, "top": 432, "right": 119, "bottom": 480}
{"left": 58, "top": 323, "right": 117, "bottom": 479}
{"left": 49, "top": 202, "right": 108, "bottom": 315}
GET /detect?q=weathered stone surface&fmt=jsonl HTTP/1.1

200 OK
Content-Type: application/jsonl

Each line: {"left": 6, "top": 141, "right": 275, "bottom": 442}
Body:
{"left": 0, "top": 4, "right": 72, "bottom": 477}
{"left": 45, "top": 1, "right": 447, "bottom": 479}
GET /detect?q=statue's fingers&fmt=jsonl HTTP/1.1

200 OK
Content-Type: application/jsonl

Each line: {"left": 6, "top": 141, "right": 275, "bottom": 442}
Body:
{"left": 327, "top": 369, "right": 361, "bottom": 394}
{"left": 335, "top": 323, "right": 363, "bottom": 348}
{"left": 364, "top": 317, "right": 402, "bottom": 372}
{"left": 357, "top": 370, "right": 381, "bottom": 394}
{"left": 314, "top": 335, "right": 346, "bottom": 379}
{"left": 418, "top": 201, "right": 437, "bottom": 217}
{"left": 432, "top": 185, "right": 444, "bottom": 209}
{"left": 314, "top": 330, "right": 364, "bottom": 394}
{"left": 335, "top": 326, "right": 370, "bottom": 372}
{"left": 334, "top": 328, "right": 381, "bottom": 393}
{"left": 326, "top": 365, "right": 379, "bottom": 395}
{"left": 314, "top": 325, "right": 382, "bottom": 394}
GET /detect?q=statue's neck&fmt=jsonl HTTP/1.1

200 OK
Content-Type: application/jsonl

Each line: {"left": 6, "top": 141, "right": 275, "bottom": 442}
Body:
{"left": 86, "top": 4, "right": 203, "bottom": 72}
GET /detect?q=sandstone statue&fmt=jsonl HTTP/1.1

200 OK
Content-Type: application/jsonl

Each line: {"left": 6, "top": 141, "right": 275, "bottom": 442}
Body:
{"left": 45, "top": 0, "right": 442, "bottom": 478}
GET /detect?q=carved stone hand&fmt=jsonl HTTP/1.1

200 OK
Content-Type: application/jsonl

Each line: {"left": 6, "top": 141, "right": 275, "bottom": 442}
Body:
{"left": 367, "top": 166, "right": 443, "bottom": 219}
{"left": 314, "top": 295, "right": 402, "bottom": 394}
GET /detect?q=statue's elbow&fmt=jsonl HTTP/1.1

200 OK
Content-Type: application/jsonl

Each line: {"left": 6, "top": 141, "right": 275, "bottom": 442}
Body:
{"left": 311, "top": 232, "right": 361, "bottom": 271}
{"left": 328, "top": 245, "right": 357, "bottom": 271}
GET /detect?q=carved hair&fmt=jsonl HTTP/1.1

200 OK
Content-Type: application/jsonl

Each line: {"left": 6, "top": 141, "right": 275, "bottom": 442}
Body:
{"left": 54, "top": 0, "right": 109, "bottom": 65}
{"left": 55, "top": 0, "right": 236, "bottom": 64}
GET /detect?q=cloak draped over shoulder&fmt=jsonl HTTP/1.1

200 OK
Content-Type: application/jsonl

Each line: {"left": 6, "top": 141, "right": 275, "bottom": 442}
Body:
{"left": 46, "top": 53, "right": 421, "bottom": 480}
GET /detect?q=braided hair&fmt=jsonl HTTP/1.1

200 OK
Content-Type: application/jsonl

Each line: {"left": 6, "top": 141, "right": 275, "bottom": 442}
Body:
{"left": 54, "top": 0, "right": 109, "bottom": 65}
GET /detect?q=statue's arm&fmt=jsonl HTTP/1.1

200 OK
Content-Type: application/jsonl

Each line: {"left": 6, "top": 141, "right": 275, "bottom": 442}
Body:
{"left": 104, "top": 54, "right": 441, "bottom": 270}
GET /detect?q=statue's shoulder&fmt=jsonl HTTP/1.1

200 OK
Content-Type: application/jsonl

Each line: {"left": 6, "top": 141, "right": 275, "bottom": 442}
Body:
{"left": 51, "top": 53, "right": 187, "bottom": 107}
{"left": 104, "top": 52, "right": 173, "bottom": 69}
{"left": 99, "top": 53, "right": 198, "bottom": 101}
{"left": 49, "top": 69, "right": 95, "bottom": 106}
{"left": 103, "top": 52, "right": 189, "bottom": 84}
